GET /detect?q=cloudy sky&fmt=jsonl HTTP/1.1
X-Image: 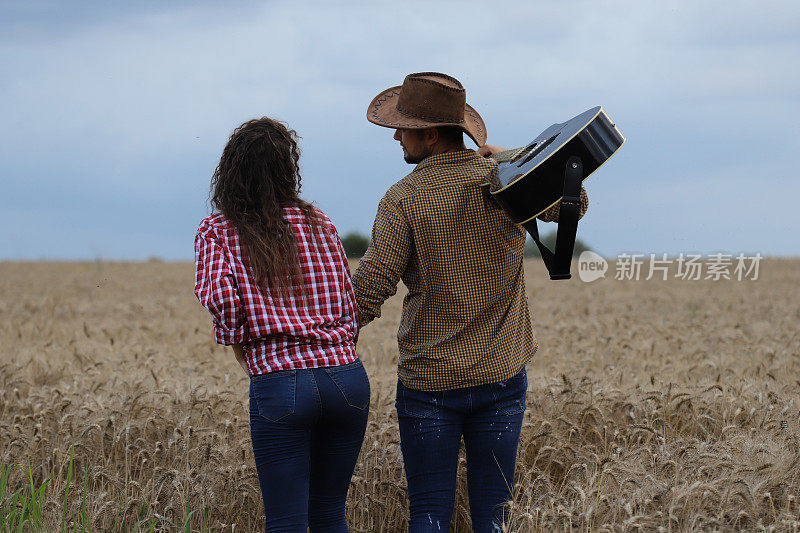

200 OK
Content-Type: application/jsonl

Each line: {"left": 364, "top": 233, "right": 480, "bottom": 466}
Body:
{"left": 1, "top": 0, "right": 798, "bottom": 260}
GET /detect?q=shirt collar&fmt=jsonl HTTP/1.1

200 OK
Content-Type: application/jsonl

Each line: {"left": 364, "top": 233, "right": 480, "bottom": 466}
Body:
{"left": 413, "top": 149, "right": 479, "bottom": 172}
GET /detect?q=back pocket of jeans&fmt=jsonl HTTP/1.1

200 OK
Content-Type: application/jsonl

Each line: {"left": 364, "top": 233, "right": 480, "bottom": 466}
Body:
{"left": 250, "top": 371, "right": 297, "bottom": 422}
{"left": 324, "top": 360, "right": 370, "bottom": 410}
{"left": 491, "top": 370, "right": 527, "bottom": 416}
{"left": 397, "top": 384, "right": 444, "bottom": 419}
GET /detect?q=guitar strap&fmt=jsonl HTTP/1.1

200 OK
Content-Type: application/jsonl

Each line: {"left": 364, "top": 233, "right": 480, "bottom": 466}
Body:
{"left": 522, "top": 156, "right": 583, "bottom": 280}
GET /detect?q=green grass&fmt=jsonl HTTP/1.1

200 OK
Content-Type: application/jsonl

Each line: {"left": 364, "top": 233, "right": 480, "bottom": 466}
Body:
{"left": 0, "top": 461, "right": 51, "bottom": 532}
{"left": 0, "top": 445, "right": 211, "bottom": 532}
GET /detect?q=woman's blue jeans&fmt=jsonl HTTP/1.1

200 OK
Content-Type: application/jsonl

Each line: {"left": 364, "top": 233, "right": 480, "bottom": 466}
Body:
{"left": 248, "top": 359, "right": 370, "bottom": 532}
{"left": 396, "top": 368, "right": 527, "bottom": 533}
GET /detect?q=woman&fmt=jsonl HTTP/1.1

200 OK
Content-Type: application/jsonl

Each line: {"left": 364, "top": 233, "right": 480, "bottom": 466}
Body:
{"left": 194, "top": 117, "right": 369, "bottom": 532}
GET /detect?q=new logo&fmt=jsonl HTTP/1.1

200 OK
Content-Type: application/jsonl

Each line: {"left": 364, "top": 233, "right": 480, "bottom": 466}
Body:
{"left": 578, "top": 251, "right": 607, "bottom": 282}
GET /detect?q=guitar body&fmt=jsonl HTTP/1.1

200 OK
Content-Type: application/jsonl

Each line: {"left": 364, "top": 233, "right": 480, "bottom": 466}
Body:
{"left": 488, "top": 106, "right": 625, "bottom": 224}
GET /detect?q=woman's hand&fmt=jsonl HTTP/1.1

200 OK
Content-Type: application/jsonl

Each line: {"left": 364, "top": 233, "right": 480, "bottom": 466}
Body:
{"left": 232, "top": 343, "right": 250, "bottom": 376}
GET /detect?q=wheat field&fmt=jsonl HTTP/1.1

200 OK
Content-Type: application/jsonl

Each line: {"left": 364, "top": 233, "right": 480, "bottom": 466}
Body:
{"left": 1, "top": 259, "right": 799, "bottom": 531}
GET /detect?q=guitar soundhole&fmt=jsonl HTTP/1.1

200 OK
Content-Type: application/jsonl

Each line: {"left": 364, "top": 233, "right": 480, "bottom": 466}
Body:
{"left": 517, "top": 133, "right": 560, "bottom": 167}
{"left": 510, "top": 143, "right": 536, "bottom": 164}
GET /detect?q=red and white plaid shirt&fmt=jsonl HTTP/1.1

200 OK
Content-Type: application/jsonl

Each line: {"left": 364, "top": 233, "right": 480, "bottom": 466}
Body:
{"left": 194, "top": 207, "right": 359, "bottom": 375}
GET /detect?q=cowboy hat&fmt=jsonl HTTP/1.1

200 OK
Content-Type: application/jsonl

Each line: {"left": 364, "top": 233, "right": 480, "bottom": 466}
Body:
{"left": 366, "top": 72, "right": 487, "bottom": 147}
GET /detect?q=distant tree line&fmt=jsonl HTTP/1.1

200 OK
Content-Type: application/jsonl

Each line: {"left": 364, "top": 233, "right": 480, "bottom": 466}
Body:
{"left": 524, "top": 230, "right": 591, "bottom": 257}
{"left": 341, "top": 232, "right": 370, "bottom": 258}
{"left": 342, "top": 230, "right": 591, "bottom": 259}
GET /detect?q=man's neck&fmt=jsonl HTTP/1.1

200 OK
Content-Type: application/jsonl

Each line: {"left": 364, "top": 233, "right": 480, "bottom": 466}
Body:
{"left": 429, "top": 144, "right": 467, "bottom": 157}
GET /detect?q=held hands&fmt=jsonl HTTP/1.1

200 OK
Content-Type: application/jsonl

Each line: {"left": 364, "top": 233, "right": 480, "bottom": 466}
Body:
{"left": 232, "top": 343, "right": 250, "bottom": 376}
{"left": 477, "top": 144, "right": 507, "bottom": 158}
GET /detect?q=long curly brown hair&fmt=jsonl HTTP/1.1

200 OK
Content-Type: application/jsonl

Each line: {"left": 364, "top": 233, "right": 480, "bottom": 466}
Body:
{"left": 210, "top": 117, "right": 318, "bottom": 296}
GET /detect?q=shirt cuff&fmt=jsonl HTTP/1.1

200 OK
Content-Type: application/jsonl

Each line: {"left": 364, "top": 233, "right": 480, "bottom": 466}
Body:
{"left": 213, "top": 322, "right": 248, "bottom": 345}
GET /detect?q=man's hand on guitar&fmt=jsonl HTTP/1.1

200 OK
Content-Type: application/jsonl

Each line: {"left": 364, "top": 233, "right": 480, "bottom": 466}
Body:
{"left": 477, "top": 144, "right": 507, "bottom": 157}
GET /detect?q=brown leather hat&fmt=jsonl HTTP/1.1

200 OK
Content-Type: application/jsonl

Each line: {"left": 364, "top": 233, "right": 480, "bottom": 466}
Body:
{"left": 367, "top": 72, "right": 487, "bottom": 147}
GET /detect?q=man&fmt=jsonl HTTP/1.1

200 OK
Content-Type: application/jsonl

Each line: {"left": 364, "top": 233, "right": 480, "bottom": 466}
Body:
{"left": 352, "top": 72, "right": 588, "bottom": 532}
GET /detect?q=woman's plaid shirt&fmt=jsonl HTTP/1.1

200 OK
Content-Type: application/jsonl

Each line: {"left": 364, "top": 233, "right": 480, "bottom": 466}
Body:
{"left": 194, "top": 208, "right": 359, "bottom": 376}
{"left": 352, "top": 150, "right": 587, "bottom": 391}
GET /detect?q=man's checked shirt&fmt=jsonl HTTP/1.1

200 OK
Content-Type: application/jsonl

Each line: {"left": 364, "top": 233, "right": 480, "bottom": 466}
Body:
{"left": 194, "top": 208, "right": 359, "bottom": 376}
{"left": 352, "top": 149, "right": 587, "bottom": 391}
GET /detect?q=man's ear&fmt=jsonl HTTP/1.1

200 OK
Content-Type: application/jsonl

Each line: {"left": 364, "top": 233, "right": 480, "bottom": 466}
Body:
{"left": 423, "top": 127, "right": 439, "bottom": 147}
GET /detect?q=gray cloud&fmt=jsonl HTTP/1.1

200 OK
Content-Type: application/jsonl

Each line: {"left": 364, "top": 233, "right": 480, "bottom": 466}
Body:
{"left": 1, "top": 0, "right": 798, "bottom": 259}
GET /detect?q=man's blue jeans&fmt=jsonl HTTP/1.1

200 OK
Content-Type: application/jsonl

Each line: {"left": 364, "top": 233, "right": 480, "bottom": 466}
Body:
{"left": 249, "top": 359, "right": 370, "bottom": 532}
{"left": 396, "top": 368, "right": 527, "bottom": 532}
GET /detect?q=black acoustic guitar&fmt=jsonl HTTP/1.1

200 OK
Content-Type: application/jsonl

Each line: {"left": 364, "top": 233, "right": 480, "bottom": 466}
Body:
{"left": 486, "top": 106, "right": 625, "bottom": 279}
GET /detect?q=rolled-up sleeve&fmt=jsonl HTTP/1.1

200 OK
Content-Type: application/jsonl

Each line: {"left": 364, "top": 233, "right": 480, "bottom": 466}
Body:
{"left": 194, "top": 230, "right": 248, "bottom": 345}
{"left": 334, "top": 232, "right": 360, "bottom": 342}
